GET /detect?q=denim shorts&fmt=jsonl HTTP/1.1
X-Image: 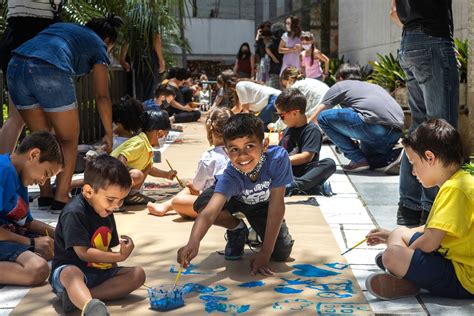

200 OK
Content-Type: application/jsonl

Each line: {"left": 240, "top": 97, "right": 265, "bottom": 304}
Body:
{"left": 194, "top": 187, "right": 294, "bottom": 261}
{"left": 0, "top": 241, "right": 33, "bottom": 262}
{"left": 404, "top": 232, "right": 474, "bottom": 299}
{"left": 50, "top": 264, "right": 122, "bottom": 294}
{"left": 7, "top": 56, "right": 77, "bottom": 112}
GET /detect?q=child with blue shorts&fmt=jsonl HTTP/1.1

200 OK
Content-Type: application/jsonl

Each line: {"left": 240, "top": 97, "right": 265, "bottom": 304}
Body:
{"left": 178, "top": 114, "right": 294, "bottom": 276}
{"left": 0, "top": 131, "right": 63, "bottom": 286}
{"left": 50, "top": 155, "right": 145, "bottom": 315}
{"left": 365, "top": 119, "right": 474, "bottom": 300}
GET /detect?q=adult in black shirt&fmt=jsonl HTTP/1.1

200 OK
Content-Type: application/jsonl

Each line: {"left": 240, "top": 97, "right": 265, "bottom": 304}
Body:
{"left": 166, "top": 68, "right": 201, "bottom": 123}
{"left": 265, "top": 22, "right": 285, "bottom": 89}
{"left": 390, "top": 0, "right": 459, "bottom": 226}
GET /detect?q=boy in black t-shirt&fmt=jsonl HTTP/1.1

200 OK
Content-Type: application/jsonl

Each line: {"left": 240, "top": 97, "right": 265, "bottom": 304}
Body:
{"left": 276, "top": 89, "right": 336, "bottom": 196}
{"left": 50, "top": 155, "right": 145, "bottom": 315}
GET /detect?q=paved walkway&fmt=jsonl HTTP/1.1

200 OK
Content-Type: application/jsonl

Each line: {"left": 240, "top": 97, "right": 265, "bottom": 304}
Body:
{"left": 1, "top": 133, "right": 473, "bottom": 315}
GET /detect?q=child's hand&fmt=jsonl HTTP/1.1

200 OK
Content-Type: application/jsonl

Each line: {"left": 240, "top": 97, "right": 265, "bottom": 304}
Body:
{"left": 250, "top": 253, "right": 273, "bottom": 276}
{"left": 366, "top": 228, "right": 391, "bottom": 246}
{"left": 119, "top": 235, "right": 134, "bottom": 260}
{"left": 34, "top": 236, "right": 54, "bottom": 260}
{"left": 186, "top": 181, "right": 199, "bottom": 195}
{"left": 167, "top": 170, "right": 177, "bottom": 180}
{"left": 177, "top": 243, "right": 199, "bottom": 268}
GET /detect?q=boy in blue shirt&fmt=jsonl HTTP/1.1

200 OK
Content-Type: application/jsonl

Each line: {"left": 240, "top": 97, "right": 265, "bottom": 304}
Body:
{"left": 178, "top": 113, "right": 294, "bottom": 276}
{"left": 276, "top": 88, "right": 336, "bottom": 196}
{"left": 0, "top": 131, "right": 63, "bottom": 286}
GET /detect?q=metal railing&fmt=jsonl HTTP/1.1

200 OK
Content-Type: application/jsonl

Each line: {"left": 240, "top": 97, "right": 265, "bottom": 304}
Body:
{"left": 1, "top": 66, "right": 128, "bottom": 144}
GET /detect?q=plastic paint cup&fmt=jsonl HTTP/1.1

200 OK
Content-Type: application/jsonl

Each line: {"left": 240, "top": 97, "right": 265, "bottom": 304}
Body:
{"left": 152, "top": 149, "right": 161, "bottom": 163}
{"left": 148, "top": 284, "right": 185, "bottom": 311}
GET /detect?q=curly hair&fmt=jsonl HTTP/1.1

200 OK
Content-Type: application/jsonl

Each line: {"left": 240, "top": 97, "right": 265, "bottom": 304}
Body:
{"left": 205, "top": 107, "right": 233, "bottom": 145}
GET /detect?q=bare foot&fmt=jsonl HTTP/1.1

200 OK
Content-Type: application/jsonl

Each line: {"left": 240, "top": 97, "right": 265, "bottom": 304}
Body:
{"left": 147, "top": 202, "right": 173, "bottom": 217}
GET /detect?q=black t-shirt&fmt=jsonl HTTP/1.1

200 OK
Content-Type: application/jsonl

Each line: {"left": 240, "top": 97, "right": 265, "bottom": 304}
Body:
{"left": 267, "top": 37, "right": 283, "bottom": 75}
{"left": 51, "top": 194, "right": 119, "bottom": 274}
{"left": 395, "top": 0, "right": 453, "bottom": 38}
{"left": 167, "top": 85, "right": 194, "bottom": 116}
{"left": 279, "top": 122, "right": 322, "bottom": 176}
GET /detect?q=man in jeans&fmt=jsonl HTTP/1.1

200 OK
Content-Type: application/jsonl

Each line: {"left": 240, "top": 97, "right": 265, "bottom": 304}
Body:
{"left": 391, "top": 0, "right": 459, "bottom": 226}
{"left": 310, "top": 63, "right": 404, "bottom": 173}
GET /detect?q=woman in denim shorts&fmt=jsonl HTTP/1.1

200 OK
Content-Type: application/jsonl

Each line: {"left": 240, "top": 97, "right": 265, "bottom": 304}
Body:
{"left": 6, "top": 16, "right": 123, "bottom": 210}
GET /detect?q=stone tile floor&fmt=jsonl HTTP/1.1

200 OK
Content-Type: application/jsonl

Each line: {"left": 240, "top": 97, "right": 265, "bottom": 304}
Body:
{"left": 1, "top": 144, "right": 473, "bottom": 315}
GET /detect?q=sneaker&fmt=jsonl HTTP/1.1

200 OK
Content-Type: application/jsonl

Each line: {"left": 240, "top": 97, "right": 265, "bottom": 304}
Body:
{"left": 61, "top": 290, "right": 77, "bottom": 313}
{"left": 384, "top": 148, "right": 404, "bottom": 175}
{"left": 366, "top": 272, "right": 419, "bottom": 300}
{"left": 375, "top": 251, "right": 385, "bottom": 271}
{"left": 396, "top": 205, "right": 421, "bottom": 227}
{"left": 321, "top": 181, "right": 333, "bottom": 197}
{"left": 342, "top": 160, "right": 370, "bottom": 172}
{"left": 82, "top": 299, "right": 109, "bottom": 316}
{"left": 224, "top": 225, "right": 249, "bottom": 260}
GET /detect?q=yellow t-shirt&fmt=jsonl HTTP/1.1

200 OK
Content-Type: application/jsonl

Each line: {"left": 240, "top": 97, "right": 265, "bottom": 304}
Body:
{"left": 110, "top": 132, "right": 153, "bottom": 171}
{"left": 426, "top": 170, "right": 474, "bottom": 293}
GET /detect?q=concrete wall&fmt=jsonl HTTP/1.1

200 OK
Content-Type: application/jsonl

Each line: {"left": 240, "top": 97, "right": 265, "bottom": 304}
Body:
{"left": 338, "top": 0, "right": 469, "bottom": 65}
{"left": 181, "top": 18, "right": 256, "bottom": 61}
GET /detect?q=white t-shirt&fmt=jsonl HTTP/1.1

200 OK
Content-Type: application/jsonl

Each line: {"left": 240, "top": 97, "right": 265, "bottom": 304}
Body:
{"left": 7, "top": 0, "right": 61, "bottom": 19}
{"left": 193, "top": 146, "right": 229, "bottom": 191}
{"left": 273, "top": 79, "right": 330, "bottom": 131}
{"left": 235, "top": 81, "right": 281, "bottom": 112}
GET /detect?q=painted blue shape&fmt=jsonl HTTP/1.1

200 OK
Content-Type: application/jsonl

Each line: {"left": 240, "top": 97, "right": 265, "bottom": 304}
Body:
{"left": 279, "top": 278, "right": 314, "bottom": 286}
{"left": 199, "top": 295, "right": 228, "bottom": 302}
{"left": 324, "top": 262, "right": 350, "bottom": 270}
{"left": 169, "top": 264, "right": 205, "bottom": 275}
{"left": 238, "top": 281, "right": 265, "bottom": 288}
{"left": 274, "top": 286, "right": 304, "bottom": 294}
{"left": 273, "top": 299, "right": 313, "bottom": 311}
{"left": 292, "top": 264, "right": 340, "bottom": 278}
{"left": 315, "top": 302, "right": 370, "bottom": 314}
{"left": 203, "top": 301, "right": 250, "bottom": 314}
{"left": 183, "top": 283, "right": 228, "bottom": 294}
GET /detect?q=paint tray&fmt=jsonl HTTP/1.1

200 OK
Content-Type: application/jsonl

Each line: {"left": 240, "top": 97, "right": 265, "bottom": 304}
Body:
{"left": 148, "top": 284, "right": 185, "bottom": 311}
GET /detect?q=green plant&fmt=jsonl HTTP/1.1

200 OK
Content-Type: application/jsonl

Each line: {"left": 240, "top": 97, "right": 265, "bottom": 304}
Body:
{"left": 324, "top": 55, "right": 347, "bottom": 86}
{"left": 455, "top": 38, "right": 468, "bottom": 84}
{"left": 368, "top": 53, "right": 406, "bottom": 92}
{"left": 463, "top": 162, "right": 474, "bottom": 175}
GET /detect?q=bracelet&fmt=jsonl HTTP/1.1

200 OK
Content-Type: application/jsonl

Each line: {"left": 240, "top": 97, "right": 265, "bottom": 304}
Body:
{"left": 30, "top": 237, "right": 35, "bottom": 250}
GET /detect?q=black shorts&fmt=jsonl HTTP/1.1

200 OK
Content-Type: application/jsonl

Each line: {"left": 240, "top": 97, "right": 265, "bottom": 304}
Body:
{"left": 194, "top": 186, "right": 294, "bottom": 261}
{"left": 0, "top": 17, "right": 54, "bottom": 85}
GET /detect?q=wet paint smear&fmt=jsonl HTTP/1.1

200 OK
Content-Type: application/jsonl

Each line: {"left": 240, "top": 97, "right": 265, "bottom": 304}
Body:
{"left": 292, "top": 264, "right": 340, "bottom": 278}
{"left": 183, "top": 283, "right": 228, "bottom": 294}
{"left": 279, "top": 278, "right": 314, "bottom": 286}
{"left": 201, "top": 295, "right": 250, "bottom": 314}
{"left": 308, "top": 279, "right": 354, "bottom": 298}
{"left": 238, "top": 281, "right": 265, "bottom": 288}
{"left": 169, "top": 264, "right": 205, "bottom": 275}
{"left": 324, "top": 262, "right": 350, "bottom": 270}
{"left": 274, "top": 287, "right": 304, "bottom": 294}
{"left": 273, "top": 299, "right": 313, "bottom": 311}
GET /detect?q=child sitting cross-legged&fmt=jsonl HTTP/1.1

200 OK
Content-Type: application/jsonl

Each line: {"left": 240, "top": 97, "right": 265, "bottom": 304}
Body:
{"left": 50, "top": 155, "right": 146, "bottom": 315}
{"left": 111, "top": 109, "right": 177, "bottom": 205}
{"left": 365, "top": 119, "right": 474, "bottom": 300}
{"left": 275, "top": 88, "right": 336, "bottom": 196}
{"left": 147, "top": 107, "right": 232, "bottom": 218}
{"left": 178, "top": 113, "right": 294, "bottom": 276}
{"left": 0, "top": 131, "right": 63, "bottom": 286}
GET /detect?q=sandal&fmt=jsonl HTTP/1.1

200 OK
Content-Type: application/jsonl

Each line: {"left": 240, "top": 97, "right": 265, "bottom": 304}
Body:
{"left": 124, "top": 192, "right": 156, "bottom": 205}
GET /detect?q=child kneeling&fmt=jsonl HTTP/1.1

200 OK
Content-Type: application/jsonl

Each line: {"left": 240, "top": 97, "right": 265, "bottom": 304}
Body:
{"left": 178, "top": 114, "right": 294, "bottom": 275}
{"left": 365, "top": 119, "right": 474, "bottom": 300}
{"left": 50, "top": 155, "right": 145, "bottom": 315}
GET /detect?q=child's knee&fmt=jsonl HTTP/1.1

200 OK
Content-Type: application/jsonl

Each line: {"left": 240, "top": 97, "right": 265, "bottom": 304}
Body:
{"left": 26, "top": 257, "right": 49, "bottom": 285}
{"left": 130, "top": 170, "right": 144, "bottom": 185}
{"left": 59, "top": 265, "right": 84, "bottom": 285}
{"left": 382, "top": 245, "right": 402, "bottom": 271}
{"left": 129, "top": 267, "right": 146, "bottom": 288}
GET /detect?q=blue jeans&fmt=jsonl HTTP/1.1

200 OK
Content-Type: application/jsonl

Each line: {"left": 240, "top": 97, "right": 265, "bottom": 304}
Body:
{"left": 257, "top": 94, "right": 278, "bottom": 129}
{"left": 398, "top": 30, "right": 459, "bottom": 212}
{"left": 317, "top": 108, "right": 401, "bottom": 165}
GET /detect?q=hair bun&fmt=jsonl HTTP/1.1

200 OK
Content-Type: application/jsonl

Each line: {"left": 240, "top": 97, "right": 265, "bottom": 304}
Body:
{"left": 106, "top": 14, "right": 124, "bottom": 28}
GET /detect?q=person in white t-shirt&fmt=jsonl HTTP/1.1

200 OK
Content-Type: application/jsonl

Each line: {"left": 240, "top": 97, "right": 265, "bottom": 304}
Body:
{"left": 147, "top": 107, "right": 232, "bottom": 218}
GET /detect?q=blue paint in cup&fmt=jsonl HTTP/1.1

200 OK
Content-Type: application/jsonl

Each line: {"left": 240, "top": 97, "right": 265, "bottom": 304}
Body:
{"left": 148, "top": 285, "right": 185, "bottom": 311}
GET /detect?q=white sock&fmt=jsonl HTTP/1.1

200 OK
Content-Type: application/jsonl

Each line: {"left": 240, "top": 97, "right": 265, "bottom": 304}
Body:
{"left": 229, "top": 220, "right": 245, "bottom": 231}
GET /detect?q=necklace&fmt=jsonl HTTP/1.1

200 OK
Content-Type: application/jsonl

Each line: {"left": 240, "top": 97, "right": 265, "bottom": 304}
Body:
{"left": 231, "top": 154, "right": 266, "bottom": 181}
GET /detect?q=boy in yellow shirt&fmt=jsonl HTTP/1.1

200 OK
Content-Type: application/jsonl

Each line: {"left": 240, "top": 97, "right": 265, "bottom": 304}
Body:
{"left": 366, "top": 119, "right": 474, "bottom": 300}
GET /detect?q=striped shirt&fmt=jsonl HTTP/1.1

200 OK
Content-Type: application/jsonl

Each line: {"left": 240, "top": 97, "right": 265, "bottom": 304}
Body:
{"left": 7, "top": 0, "right": 62, "bottom": 19}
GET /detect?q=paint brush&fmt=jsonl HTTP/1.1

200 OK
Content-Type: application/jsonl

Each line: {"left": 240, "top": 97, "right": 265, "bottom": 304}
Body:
{"left": 166, "top": 159, "right": 185, "bottom": 188}
{"left": 143, "top": 283, "right": 152, "bottom": 289}
{"left": 45, "top": 229, "right": 54, "bottom": 257}
{"left": 173, "top": 266, "right": 184, "bottom": 289}
{"left": 340, "top": 237, "right": 368, "bottom": 256}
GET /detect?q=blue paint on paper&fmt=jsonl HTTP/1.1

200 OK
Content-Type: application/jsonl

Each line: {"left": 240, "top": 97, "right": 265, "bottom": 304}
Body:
{"left": 273, "top": 299, "right": 313, "bottom": 311}
{"left": 170, "top": 264, "right": 205, "bottom": 275}
{"left": 316, "top": 302, "right": 370, "bottom": 314}
{"left": 292, "top": 264, "right": 340, "bottom": 278}
{"left": 324, "top": 262, "right": 350, "bottom": 270}
{"left": 308, "top": 279, "right": 354, "bottom": 298}
{"left": 183, "top": 283, "right": 228, "bottom": 294}
{"left": 238, "top": 281, "right": 265, "bottom": 288}
{"left": 279, "top": 278, "right": 314, "bottom": 286}
{"left": 199, "top": 295, "right": 229, "bottom": 302}
{"left": 274, "top": 286, "right": 304, "bottom": 294}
